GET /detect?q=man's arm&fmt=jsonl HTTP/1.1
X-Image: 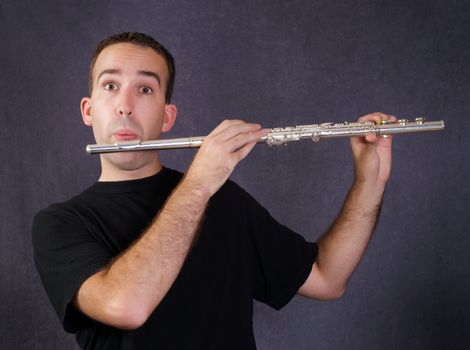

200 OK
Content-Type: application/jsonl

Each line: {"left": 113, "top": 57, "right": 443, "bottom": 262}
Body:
{"left": 74, "top": 120, "right": 268, "bottom": 329}
{"left": 298, "top": 112, "right": 397, "bottom": 300}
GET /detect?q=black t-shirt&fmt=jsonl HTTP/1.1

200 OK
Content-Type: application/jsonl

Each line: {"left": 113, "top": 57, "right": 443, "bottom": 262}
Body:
{"left": 32, "top": 167, "right": 317, "bottom": 350}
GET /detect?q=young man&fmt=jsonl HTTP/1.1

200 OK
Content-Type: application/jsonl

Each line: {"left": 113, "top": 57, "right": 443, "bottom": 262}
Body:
{"left": 33, "top": 32, "right": 396, "bottom": 349}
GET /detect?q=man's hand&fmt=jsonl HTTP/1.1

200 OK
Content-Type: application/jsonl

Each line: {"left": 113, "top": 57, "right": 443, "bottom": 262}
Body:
{"left": 185, "top": 119, "right": 269, "bottom": 196}
{"left": 350, "top": 112, "right": 397, "bottom": 186}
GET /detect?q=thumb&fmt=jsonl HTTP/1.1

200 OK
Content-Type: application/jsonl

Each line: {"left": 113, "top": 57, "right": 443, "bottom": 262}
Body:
{"left": 350, "top": 135, "right": 378, "bottom": 160}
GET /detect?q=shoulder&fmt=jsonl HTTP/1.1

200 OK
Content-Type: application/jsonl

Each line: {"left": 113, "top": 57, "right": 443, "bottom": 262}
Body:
{"left": 32, "top": 190, "right": 95, "bottom": 248}
{"left": 33, "top": 196, "right": 83, "bottom": 225}
{"left": 33, "top": 186, "right": 95, "bottom": 223}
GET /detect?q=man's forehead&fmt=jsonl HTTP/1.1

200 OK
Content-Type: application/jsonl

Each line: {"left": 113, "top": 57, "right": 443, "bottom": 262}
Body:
{"left": 93, "top": 43, "right": 168, "bottom": 78}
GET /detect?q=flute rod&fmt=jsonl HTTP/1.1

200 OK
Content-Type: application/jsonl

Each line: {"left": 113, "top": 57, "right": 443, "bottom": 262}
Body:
{"left": 86, "top": 118, "right": 445, "bottom": 155}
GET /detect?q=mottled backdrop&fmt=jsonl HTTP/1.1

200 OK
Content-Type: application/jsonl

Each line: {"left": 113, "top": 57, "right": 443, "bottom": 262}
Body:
{"left": 1, "top": 1, "right": 469, "bottom": 349}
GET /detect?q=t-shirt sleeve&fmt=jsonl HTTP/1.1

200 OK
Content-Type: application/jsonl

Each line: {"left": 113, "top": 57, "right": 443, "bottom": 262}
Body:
{"left": 32, "top": 206, "right": 112, "bottom": 333}
{"left": 239, "top": 186, "right": 318, "bottom": 310}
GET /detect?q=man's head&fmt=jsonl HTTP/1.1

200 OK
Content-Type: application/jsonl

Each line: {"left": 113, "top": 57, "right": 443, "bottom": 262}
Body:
{"left": 88, "top": 32, "right": 175, "bottom": 103}
{"left": 81, "top": 32, "right": 178, "bottom": 181}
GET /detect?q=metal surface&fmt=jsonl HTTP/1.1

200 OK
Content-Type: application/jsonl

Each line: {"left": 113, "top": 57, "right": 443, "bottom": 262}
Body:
{"left": 86, "top": 118, "right": 445, "bottom": 154}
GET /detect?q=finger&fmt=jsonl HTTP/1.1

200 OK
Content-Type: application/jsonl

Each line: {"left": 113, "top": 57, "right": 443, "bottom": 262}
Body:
{"left": 226, "top": 128, "right": 269, "bottom": 152}
{"left": 350, "top": 133, "right": 378, "bottom": 150}
{"left": 377, "top": 134, "right": 393, "bottom": 147}
{"left": 213, "top": 122, "right": 263, "bottom": 143}
{"left": 233, "top": 140, "right": 258, "bottom": 162}
{"left": 358, "top": 112, "right": 398, "bottom": 124}
{"left": 353, "top": 113, "right": 396, "bottom": 144}
{"left": 208, "top": 119, "right": 245, "bottom": 137}
{"left": 358, "top": 112, "right": 389, "bottom": 124}
{"left": 365, "top": 134, "right": 378, "bottom": 143}
{"left": 350, "top": 129, "right": 377, "bottom": 146}
{"left": 352, "top": 129, "right": 393, "bottom": 146}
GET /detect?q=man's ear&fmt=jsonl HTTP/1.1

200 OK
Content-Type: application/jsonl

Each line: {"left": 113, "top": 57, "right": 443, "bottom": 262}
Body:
{"left": 80, "top": 97, "right": 92, "bottom": 126}
{"left": 161, "top": 104, "right": 177, "bottom": 133}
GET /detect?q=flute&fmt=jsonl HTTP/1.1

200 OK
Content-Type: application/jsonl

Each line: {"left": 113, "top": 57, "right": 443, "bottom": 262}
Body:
{"left": 86, "top": 117, "right": 445, "bottom": 155}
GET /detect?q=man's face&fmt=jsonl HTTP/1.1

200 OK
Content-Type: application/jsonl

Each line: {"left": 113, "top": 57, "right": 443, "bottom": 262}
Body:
{"left": 81, "top": 43, "right": 176, "bottom": 173}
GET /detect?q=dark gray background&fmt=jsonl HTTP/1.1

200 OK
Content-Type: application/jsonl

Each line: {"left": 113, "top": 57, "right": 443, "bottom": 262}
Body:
{"left": 1, "top": 0, "right": 469, "bottom": 349}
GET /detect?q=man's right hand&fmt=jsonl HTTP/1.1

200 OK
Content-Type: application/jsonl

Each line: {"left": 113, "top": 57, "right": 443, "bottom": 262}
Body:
{"left": 184, "top": 120, "right": 268, "bottom": 197}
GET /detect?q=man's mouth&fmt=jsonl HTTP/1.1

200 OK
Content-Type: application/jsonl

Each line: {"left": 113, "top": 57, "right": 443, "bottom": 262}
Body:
{"left": 113, "top": 129, "right": 139, "bottom": 141}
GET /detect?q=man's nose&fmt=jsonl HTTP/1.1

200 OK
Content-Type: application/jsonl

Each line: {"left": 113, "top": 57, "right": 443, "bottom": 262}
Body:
{"left": 118, "top": 105, "right": 132, "bottom": 117}
{"left": 117, "top": 90, "right": 133, "bottom": 117}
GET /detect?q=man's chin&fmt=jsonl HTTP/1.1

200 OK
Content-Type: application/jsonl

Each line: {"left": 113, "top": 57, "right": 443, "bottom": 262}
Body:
{"left": 102, "top": 151, "right": 158, "bottom": 171}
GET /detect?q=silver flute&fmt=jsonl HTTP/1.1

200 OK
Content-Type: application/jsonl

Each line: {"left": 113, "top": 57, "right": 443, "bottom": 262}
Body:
{"left": 86, "top": 117, "right": 445, "bottom": 155}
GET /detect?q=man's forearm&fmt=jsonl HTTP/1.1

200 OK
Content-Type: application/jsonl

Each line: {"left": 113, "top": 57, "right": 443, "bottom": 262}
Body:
{"left": 75, "top": 178, "right": 211, "bottom": 328}
{"left": 299, "top": 113, "right": 394, "bottom": 300}
{"left": 315, "top": 180, "right": 385, "bottom": 292}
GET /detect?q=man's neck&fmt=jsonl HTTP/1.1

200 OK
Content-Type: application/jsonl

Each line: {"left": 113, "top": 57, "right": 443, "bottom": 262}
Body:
{"left": 98, "top": 157, "right": 163, "bottom": 182}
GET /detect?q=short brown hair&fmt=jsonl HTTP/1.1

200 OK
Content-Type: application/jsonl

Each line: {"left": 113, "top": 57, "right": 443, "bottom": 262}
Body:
{"left": 88, "top": 32, "right": 175, "bottom": 103}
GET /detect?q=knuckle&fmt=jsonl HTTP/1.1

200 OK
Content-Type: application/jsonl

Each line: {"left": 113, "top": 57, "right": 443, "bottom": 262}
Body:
{"left": 216, "top": 165, "right": 231, "bottom": 178}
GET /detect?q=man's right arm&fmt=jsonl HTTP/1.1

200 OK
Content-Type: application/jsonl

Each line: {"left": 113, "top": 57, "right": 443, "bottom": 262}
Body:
{"left": 74, "top": 120, "right": 268, "bottom": 330}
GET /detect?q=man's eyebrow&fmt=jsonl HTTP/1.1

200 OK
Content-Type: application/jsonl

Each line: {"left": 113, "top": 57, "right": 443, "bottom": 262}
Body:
{"left": 96, "top": 69, "right": 121, "bottom": 83}
{"left": 138, "top": 70, "right": 161, "bottom": 86}
{"left": 96, "top": 69, "right": 161, "bottom": 86}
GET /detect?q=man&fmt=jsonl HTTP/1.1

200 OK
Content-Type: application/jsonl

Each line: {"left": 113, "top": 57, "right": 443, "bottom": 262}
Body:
{"left": 32, "top": 32, "right": 396, "bottom": 349}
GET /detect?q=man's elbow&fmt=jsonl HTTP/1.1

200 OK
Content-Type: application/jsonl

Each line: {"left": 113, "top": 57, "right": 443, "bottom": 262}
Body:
{"left": 309, "top": 284, "right": 346, "bottom": 300}
{"left": 324, "top": 285, "right": 346, "bottom": 300}
{"left": 298, "top": 269, "right": 347, "bottom": 300}
{"left": 103, "top": 297, "right": 151, "bottom": 330}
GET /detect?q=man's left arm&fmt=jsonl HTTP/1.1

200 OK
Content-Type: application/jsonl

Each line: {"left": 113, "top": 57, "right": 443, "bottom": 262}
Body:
{"left": 298, "top": 112, "right": 397, "bottom": 300}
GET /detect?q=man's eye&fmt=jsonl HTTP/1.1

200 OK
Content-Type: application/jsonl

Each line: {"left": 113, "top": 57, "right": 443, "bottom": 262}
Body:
{"left": 140, "top": 86, "right": 153, "bottom": 94}
{"left": 104, "top": 82, "right": 117, "bottom": 90}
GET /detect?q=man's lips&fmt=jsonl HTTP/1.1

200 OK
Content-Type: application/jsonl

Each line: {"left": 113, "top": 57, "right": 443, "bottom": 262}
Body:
{"left": 113, "top": 129, "right": 140, "bottom": 141}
